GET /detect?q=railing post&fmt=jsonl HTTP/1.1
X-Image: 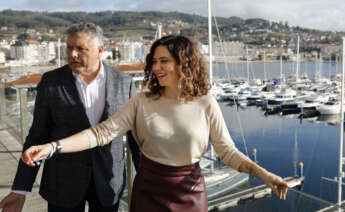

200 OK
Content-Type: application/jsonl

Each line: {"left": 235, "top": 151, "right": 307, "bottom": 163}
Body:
{"left": 125, "top": 136, "right": 136, "bottom": 212}
{"left": 18, "top": 87, "right": 29, "bottom": 144}
{"left": 0, "top": 80, "right": 5, "bottom": 122}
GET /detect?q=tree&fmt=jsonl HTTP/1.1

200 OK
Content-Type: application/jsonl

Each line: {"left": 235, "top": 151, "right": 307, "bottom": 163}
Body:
{"left": 112, "top": 49, "right": 121, "bottom": 61}
{"left": 17, "top": 32, "right": 30, "bottom": 41}
{"left": 284, "top": 21, "right": 289, "bottom": 28}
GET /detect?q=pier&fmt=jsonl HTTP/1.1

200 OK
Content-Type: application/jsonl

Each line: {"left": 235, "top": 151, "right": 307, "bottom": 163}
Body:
{"left": 208, "top": 176, "right": 304, "bottom": 211}
{"left": 317, "top": 201, "right": 345, "bottom": 212}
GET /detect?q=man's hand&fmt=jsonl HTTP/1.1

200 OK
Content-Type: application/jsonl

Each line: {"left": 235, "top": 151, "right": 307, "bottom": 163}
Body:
{"left": 0, "top": 192, "right": 26, "bottom": 212}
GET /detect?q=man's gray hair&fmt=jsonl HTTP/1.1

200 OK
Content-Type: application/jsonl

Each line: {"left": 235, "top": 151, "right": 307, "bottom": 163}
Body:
{"left": 67, "top": 22, "right": 104, "bottom": 47}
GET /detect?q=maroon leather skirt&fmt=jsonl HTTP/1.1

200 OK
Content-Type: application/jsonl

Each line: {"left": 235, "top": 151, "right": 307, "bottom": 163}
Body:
{"left": 130, "top": 155, "right": 208, "bottom": 212}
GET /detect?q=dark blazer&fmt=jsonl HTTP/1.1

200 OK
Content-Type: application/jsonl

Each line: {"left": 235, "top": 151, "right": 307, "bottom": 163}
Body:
{"left": 12, "top": 63, "right": 140, "bottom": 207}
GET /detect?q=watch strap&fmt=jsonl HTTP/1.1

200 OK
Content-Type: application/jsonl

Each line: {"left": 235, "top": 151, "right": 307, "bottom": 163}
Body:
{"left": 56, "top": 140, "right": 62, "bottom": 154}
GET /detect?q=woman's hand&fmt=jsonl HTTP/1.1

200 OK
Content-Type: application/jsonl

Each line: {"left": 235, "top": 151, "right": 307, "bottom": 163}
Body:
{"left": 261, "top": 171, "right": 288, "bottom": 200}
{"left": 239, "top": 160, "right": 288, "bottom": 200}
{"left": 21, "top": 144, "right": 51, "bottom": 166}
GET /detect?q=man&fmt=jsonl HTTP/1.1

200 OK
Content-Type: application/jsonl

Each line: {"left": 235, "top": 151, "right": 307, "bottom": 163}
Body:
{"left": 0, "top": 22, "right": 140, "bottom": 212}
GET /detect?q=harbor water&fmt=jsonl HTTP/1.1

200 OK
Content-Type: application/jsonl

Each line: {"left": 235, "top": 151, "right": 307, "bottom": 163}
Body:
{"left": 212, "top": 61, "right": 343, "bottom": 211}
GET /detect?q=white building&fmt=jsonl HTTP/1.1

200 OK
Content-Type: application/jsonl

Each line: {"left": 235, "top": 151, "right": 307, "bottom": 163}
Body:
{"left": 320, "top": 44, "right": 341, "bottom": 59}
{"left": 47, "top": 41, "right": 56, "bottom": 61}
{"left": 142, "top": 42, "right": 152, "bottom": 60}
{"left": 0, "top": 39, "right": 11, "bottom": 49}
{"left": 0, "top": 51, "right": 5, "bottom": 64}
{"left": 117, "top": 41, "right": 146, "bottom": 64}
{"left": 38, "top": 41, "right": 57, "bottom": 63}
{"left": 213, "top": 41, "right": 245, "bottom": 58}
{"left": 9, "top": 40, "right": 57, "bottom": 66}
{"left": 10, "top": 41, "right": 26, "bottom": 60}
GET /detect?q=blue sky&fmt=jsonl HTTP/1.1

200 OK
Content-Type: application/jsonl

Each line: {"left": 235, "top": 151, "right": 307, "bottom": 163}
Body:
{"left": 1, "top": 0, "right": 345, "bottom": 31}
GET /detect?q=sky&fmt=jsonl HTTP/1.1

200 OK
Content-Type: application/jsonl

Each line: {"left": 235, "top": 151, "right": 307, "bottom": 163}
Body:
{"left": 1, "top": 0, "right": 345, "bottom": 32}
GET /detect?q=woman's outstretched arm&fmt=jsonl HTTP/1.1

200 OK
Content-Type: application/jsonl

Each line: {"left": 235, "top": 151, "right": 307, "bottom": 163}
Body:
{"left": 22, "top": 130, "right": 92, "bottom": 166}
{"left": 22, "top": 95, "right": 140, "bottom": 167}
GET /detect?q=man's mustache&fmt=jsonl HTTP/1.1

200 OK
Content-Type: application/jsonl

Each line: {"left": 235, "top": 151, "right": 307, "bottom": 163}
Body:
{"left": 70, "top": 60, "right": 82, "bottom": 64}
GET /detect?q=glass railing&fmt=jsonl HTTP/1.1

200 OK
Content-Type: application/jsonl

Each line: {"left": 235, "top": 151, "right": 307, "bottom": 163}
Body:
{"left": 0, "top": 80, "right": 136, "bottom": 211}
{"left": 207, "top": 187, "right": 342, "bottom": 212}
{"left": 0, "top": 79, "right": 343, "bottom": 212}
{"left": 0, "top": 80, "right": 34, "bottom": 144}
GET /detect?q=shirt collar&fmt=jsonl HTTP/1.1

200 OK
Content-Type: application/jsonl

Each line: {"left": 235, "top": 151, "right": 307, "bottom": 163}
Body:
{"left": 72, "top": 61, "right": 105, "bottom": 85}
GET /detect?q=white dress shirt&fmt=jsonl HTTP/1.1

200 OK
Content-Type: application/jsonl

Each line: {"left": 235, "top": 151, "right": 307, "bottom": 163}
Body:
{"left": 14, "top": 62, "right": 106, "bottom": 196}
{"left": 72, "top": 63, "right": 106, "bottom": 127}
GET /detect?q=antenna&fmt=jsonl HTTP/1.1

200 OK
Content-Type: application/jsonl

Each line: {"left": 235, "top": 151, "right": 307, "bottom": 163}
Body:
{"left": 155, "top": 23, "right": 162, "bottom": 40}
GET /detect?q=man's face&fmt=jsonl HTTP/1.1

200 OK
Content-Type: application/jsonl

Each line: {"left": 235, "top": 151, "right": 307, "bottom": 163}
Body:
{"left": 66, "top": 33, "right": 104, "bottom": 75}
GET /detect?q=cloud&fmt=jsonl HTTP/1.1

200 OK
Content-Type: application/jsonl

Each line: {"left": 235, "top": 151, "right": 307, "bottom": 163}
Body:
{"left": 126, "top": 0, "right": 345, "bottom": 31}
{"left": 23, "top": 0, "right": 84, "bottom": 11}
{"left": 1, "top": 0, "right": 345, "bottom": 31}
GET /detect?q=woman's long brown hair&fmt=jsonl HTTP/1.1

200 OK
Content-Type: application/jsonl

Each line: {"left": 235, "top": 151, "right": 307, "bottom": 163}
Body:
{"left": 143, "top": 35, "right": 210, "bottom": 102}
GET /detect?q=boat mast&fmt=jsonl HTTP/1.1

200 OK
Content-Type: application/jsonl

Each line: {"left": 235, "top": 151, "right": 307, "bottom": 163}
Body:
{"left": 246, "top": 46, "right": 250, "bottom": 83}
{"left": 296, "top": 35, "right": 300, "bottom": 83}
{"left": 263, "top": 51, "right": 267, "bottom": 82}
{"left": 208, "top": 0, "right": 215, "bottom": 173}
{"left": 208, "top": 0, "right": 213, "bottom": 86}
{"left": 337, "top": 37, "right": 345, "bottom": 210}
{"left": 319, "top": 52, "right": 323, "bottom": 79}
{"left": 280, "top": 54, "right": 283, "bottom": 83}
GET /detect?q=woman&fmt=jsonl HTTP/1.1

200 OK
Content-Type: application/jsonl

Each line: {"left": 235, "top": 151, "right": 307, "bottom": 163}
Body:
{"left": 22, "top": 35, "right": 288, "bottom": 212}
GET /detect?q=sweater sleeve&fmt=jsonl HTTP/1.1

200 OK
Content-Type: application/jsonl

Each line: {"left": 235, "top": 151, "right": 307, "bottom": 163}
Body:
{"left": 208, "top": 96, "right": 250, "bottom": 170}
{"left": 86, "top": 94, "right": 139, "bottom": 148}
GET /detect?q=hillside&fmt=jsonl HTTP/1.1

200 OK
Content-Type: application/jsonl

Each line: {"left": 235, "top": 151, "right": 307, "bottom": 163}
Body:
{"left": 0, "top": 10, "right": 342, "bottom": 47}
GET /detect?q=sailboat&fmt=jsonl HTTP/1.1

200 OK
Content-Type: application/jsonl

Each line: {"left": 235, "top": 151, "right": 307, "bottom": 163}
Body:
{"left": 203, "top": 0, "right": 249, "bottom": 200}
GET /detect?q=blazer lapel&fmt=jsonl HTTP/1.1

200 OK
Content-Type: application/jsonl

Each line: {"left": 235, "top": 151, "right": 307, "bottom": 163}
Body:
{"left": 100, "top": 63, "right": 117, "bottom": 122}
{"left": 59, "top": 65, "right": 91, "bottom": 126}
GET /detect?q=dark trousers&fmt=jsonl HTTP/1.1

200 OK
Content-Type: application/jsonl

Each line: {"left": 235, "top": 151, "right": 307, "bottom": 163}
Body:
{"left": 48, "top": 176, "right": 120, "bottom": 212}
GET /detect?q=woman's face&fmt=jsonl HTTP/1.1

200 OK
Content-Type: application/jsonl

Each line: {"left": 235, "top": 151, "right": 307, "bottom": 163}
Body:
{"left": 152, "top": 45, "right": 178, "bottom": 88}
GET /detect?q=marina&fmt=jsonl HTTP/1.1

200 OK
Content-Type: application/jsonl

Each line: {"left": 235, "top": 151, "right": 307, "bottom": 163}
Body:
{"left": 1, "top": 0, "right": 345, "bottom": 210}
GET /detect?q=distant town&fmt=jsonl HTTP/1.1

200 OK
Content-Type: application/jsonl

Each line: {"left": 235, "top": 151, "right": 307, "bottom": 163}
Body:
{"left": 0, "top": 10, "right": 343, "bottom": 68}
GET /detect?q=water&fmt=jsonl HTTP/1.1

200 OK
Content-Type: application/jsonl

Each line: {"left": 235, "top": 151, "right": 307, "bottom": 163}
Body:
{"left": 212, "top": 61, "right": 344, "bottom": 211}
{"left": 212, "top": 60, "right": 341, "bottom": 81}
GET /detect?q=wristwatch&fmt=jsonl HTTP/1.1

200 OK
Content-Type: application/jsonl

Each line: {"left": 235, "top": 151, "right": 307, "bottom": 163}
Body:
{"left": 55, "top": 140, "right": 62, "bottom": 154}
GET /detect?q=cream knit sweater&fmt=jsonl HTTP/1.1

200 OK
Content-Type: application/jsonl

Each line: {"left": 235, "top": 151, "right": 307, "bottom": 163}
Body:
{"left": 85, "top": 93, "right": 249, "bottom": 170}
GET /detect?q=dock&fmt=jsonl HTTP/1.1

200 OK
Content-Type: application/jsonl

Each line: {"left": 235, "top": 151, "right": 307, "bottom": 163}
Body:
{"left": 317, "top": 201, "right": 345, "bottom": 212}
{"left": 208, "top": 176, "right": 304, "bottom": 211}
